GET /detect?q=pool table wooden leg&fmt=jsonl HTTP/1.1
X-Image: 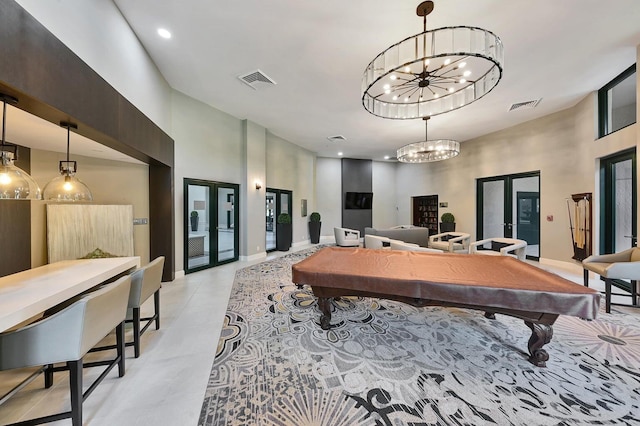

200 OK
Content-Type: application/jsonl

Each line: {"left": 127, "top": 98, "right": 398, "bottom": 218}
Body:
{"left": 318, "top": 297, "right": 332, "bottom": 330}
{"left": 525, "top": 321, "right": 553, "bottom": 367}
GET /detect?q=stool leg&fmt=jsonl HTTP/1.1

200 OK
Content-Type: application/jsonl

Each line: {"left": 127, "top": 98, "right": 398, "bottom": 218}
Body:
{"left": 605, "top": 278, "right": 612, "bottom": 313}
{"left": 154, "top": 290, "right": 161, "bottom": 330}
{"left": 632, "top": 280, "right": 638, "bottom": 307}
{"left": 44, "top": 363, "right": 53, "bottom": 388}
{"left": 116, "top": 321, "right": 126, "bottom": 377}
{"left": 583, "top": 269, "right": 589, "bottom": 287}
{"left": 133, "top": 307, "right": 141, "bottom": 358}
{"left": 68, "top": 359, "right": 83, "bottom": 426}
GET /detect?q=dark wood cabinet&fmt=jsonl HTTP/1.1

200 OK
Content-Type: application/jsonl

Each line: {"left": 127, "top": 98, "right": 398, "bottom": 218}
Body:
{"left": 412, "top": 195, "right": 438, "bottom": 235}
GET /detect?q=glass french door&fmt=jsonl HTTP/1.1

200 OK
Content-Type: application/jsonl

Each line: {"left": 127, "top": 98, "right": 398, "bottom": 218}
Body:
{"left": 600, "top": 149, "right": 636, "bottom": 253}
{"left": 265, "top": 188, "right": 292, "bottom": 252}
{"left": 477, "top": 171, "right": 540, "bottom": 259}
{"left": 184, "top": 179, "right": 239, "bottom": 273}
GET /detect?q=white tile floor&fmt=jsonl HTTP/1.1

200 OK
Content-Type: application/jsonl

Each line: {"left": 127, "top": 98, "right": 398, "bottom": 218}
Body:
{"left": 0, "top": 245, "right": 637, "bottom": 425}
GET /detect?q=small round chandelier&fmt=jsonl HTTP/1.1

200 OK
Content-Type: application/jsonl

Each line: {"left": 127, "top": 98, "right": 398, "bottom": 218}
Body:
{"left": 397, "top": 117, "right": 459, "bottom": 163}
{"left": 361, "top": 1, "right": 504, "bottom": 120}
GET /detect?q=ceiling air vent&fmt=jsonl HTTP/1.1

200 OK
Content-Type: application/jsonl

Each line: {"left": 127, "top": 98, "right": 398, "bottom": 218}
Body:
{"left": 508, "top": 98, "right": 542, "bottom": 112}
{"left": 238, "top": 69, "right": 277, "bottom": 90}
{"left": 327, "top": 135, "right": 347, "bottom": 143}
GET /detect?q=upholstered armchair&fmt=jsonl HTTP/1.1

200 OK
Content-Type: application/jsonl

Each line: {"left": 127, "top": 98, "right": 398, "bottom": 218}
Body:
{"left": 582, "top": 247, "right": 640, "bottom": 313}
{"left": 364, "top": 234, "right": 393, "bottom": 249}
{"left": 0, "top": 276, "right": 131, "bottom": 426}
{"left": 429, "top": 232, "right": 471, "bottom": 253}
{"left": 334, "top": 227, "right": 361, "bottom": 247}
{"left": 469, "top": 237, "right": 527, "bottom": 260}
{"left": 390, "top": 240, "right": 442, "bottom": 253}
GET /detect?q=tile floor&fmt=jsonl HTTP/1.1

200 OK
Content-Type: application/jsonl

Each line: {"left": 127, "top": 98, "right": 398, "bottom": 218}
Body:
{"left": 0, "top": 244, "right": 636, "bottom": 425}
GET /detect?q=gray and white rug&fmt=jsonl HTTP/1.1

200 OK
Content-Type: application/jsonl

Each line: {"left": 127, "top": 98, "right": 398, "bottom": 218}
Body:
{"left": 199, "top": 247, "right": 640, "bottom": 425}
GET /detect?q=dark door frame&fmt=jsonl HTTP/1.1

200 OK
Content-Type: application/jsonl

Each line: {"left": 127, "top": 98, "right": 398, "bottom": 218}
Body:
{"left": 476, "top": 171, "right": 541, "bottom": 260}
{"left": 183, "top": 178, "right": 240, "bottom": 274}
{"left": 600, "top": 148, "right": 637, "bottom": 253}
{"left": 266, "top": 188, "right": 292, "bottom": 253}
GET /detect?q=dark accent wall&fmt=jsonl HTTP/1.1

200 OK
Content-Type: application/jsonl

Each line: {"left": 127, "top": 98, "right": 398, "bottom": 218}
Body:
{"left": 341, "top": 158, "right": 372, "bottom": 235}
{"left": 0, "top": 146, "right": 31, "bottom": 276}
{"left": 0, "top": 1, "right": 175, "bottom": 280}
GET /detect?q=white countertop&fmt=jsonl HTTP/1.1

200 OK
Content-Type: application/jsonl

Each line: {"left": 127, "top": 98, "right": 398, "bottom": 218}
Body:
{"left": 0, "top": 257, "right": 140, "bottom": 332}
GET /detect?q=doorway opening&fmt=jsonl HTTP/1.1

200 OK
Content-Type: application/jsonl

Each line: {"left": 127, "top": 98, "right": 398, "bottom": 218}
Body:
{"left": 184, "top": 178, "right": 239, "bottom": 274}
{"left": 477, "top": 171, "right": 540, "bottom": 260}
{"left": 266, "top": 188, "right": 292, "bottom": 252}
{"left": 599, "top": 149, "right": 636, "bottom": 296}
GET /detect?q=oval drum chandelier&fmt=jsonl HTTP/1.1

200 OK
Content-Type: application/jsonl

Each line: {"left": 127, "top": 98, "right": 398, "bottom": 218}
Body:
{"left": 397, "top": 117, "right": 459, "bottom": 163}
{"left": 361, "top": 0, "right": 504, "bottom": 120}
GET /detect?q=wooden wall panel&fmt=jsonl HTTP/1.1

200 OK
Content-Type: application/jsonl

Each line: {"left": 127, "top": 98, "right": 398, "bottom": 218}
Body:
{"left": 0, "top": 200, "right": 31, "bottom": 276}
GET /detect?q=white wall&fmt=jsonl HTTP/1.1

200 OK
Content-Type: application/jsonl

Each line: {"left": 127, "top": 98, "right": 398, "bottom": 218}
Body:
{"left": 243, "top": 120, "right": 267, "bottom": 257}
{"left": 16, "top": 0, "right": 172, "bottom": 134}
{"left": 396, "top": 90, "right": 638, "bottom": 263}
{"left": 266, "top": 132, "right": 316, "bottom": 244}
{"left": 372, "top": 161, "right": 398, "bottom": 228}
{"left": 172, "top": 91, "right": 244, "bottom": 271}
{"left": 315, "top": 158, "right": 342, "bottom": 236}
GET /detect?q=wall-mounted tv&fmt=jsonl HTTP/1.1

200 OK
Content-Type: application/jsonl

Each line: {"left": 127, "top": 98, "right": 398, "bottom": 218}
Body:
{"left": 345, "top": 192, "right": 373, "bottom": 209}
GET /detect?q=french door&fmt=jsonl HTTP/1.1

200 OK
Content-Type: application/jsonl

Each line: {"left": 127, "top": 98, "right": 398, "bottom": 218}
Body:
{"left": 184, "top": 178, "right": 239, "bottom": 274}
{"left": 477, "top": 171, "right": 540, "bottom": 259}
{"left": 600, "top": 149, "right": 636, "bottom": 253}
{"left": 266, "top": 188, "right": 292, "bottom": 252}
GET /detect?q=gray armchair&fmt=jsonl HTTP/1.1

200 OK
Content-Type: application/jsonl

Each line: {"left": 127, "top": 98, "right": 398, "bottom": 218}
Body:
{"left": 0, "top": 275, "right": 131, "bottom": 426}
{"left": 582, "top": 247, "right": 640, "bottom": 313}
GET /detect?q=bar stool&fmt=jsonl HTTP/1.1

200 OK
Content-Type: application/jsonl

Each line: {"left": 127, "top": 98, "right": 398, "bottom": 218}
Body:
{"left": 0, "top": 275, "right": 131, "bottom": 426}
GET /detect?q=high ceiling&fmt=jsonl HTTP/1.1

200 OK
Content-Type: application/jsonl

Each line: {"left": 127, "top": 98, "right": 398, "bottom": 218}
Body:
{"left": 6, "top": 1, "right": 640, "bottom": 163}
{"left": 111, "top": 0, "right": 640, "bottom": 160}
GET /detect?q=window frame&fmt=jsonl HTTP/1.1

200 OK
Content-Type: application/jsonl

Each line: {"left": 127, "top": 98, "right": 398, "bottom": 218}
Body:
{"left": 598, "top": 64, "right": 636, "bottom": 138}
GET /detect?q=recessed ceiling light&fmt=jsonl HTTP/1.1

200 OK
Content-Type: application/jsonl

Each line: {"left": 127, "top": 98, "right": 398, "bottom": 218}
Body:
{"left": 338, "top": 152, "right": 343, "bottom": 156}
{"left": 157, "top": 28, "right": 172, "bottom": 39}
{"left": 384, "top": 155, "right": 390, "bottom": 160}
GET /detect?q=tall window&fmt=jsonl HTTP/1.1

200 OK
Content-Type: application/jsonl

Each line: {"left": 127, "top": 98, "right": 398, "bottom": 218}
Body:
{"left": 598, "top": 64, "right": 636, "bottom": 138}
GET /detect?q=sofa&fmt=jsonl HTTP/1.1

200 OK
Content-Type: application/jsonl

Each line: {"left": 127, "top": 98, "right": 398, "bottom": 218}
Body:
{"left": 364, "top": 226, "right": 430, "bottom": 247}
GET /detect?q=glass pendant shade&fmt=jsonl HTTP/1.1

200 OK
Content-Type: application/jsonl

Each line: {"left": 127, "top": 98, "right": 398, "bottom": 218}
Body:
{"left": 361, "top": 1, "right": 503, "bottom": 119}
{"left": 0, "top": 150, "right": 42, "bottom": 199}
{"left": 0, "top": 94, "right": 42, "bottom": 200}
{"left": 42, "top": 171, "right": 92, "bottom": 202}
{"left": 42, "top": 122, "right": 93, "bottom": 202}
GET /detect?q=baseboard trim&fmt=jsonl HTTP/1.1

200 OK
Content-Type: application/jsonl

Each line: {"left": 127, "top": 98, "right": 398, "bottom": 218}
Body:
{"left": 240, "top": 252, "right": 267, "bottom": 262}
{"left": 538, "top": 257, "right": 585, "bottom": 274}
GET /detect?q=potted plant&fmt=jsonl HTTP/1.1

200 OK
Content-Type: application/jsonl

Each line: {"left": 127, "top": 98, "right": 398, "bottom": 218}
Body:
{"left": 308, "top": 212, "right": 321, "bottom": 244}
{"left": 276, "top": 212, "right": 292, "bottom": 251}
{"left": 190, "top": 210, "right": 199, "bottom": 232}
{"left": 440, "top": 212, "right": 456, "bottom": 233}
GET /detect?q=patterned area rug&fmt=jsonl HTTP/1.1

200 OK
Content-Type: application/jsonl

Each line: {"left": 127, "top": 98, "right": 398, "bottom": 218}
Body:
{"left": 199, "top": 247, "right": 640, "bottom": 425}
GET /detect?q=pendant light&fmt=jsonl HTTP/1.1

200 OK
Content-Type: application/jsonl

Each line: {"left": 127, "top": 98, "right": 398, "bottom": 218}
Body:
{"left": 0, "top": 94, "right": 41, "bottom": 200}
{"left": 42, "top": 121, "right": 93, "bottom": 202}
